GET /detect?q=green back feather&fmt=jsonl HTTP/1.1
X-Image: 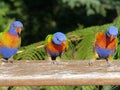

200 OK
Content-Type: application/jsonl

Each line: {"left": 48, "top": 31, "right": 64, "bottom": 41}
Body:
{"left": 45, "top": 34, "right": 53, "bottom": 45}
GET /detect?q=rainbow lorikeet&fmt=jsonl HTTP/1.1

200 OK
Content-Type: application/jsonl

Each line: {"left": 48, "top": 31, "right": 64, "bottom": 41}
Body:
{"left": 45, "top": 32, "right": 68, "bottom": 64}
{"left": 0, "top": 21, "right": 23, "bottom": 63}
{"left": 90, "top": 26, "right": 118, "bottom": 65}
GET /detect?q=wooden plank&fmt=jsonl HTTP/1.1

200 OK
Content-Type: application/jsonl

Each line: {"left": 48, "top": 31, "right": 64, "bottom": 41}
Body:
{"left": 0, "top": 60, "right": 120, "bottom": 86}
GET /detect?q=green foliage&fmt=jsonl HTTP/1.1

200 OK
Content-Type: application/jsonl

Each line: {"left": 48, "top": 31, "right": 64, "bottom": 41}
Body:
{"left": 0, "top": 0, "right": 119, "bottom": 46}
{"left": 11, "top": 86, "right": 33, "bottom": 90}
{"left": 14, "top": 16, "right": 120, "bottom": 61}
{"left": 0, "top": 1, "right": 13, "bottom": 32}
{"left": 0, "top": 0, "right": 120, "bottom": 90}
{"left": 100, "top": 0, "right": 120, "bottom": 15}
{"left": 62, "top": 0, "right": 105, "bottom": 16}
{"left": 0, "top": 86, "right": 98, "bottom": 90}
{"left": 14, "top": 41, "right": 46, "bottom": 60}
{"left": 62, "top": 0, "right": 120, "bottom": 16}
{"left": 38, "top": 86, "right": 98, "bottom": 90}
{"left": 0, "top": 87, "right": 8, "bottom": 90}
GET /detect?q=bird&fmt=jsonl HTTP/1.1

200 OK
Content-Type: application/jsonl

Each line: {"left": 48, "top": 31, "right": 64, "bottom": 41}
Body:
{"left": 0, "top": 21, "right": 23, "bottom": 63}
{"left": 90, "top": 26, "right": 118, "bottom": 66}
{"left": 45, "top": 32, "right": 68, "bottom": 64}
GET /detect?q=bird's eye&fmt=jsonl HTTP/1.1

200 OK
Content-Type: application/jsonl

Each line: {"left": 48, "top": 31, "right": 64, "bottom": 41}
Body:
{"left": 108, "top": 32, "right": 116, "bottom": 37}
{"left": 13, "top": 25, "right": 17, "bottom": 28}
{"left": 57, "top": 38, "right": 61, "bottom": 42}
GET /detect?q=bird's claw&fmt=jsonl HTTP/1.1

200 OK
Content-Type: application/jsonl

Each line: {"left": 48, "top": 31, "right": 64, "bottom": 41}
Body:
{"left": 0, "top": 59, "right": 13, "bottom": 63}
{"left": 1, "top": 59, "right": 8, "bottom": 63}
{"left": 51, "top": 60, "right": 61, "bottom": 64}
{"left": 106, "top": 58, "right": 112, "bottom": 66}
{"left": 107, "top": 61, "right": 112, "bottom": 67}
{"left": 9, "top": 60, "right": 13, "bottom": 63}
{"left": 88, "top": 60, "right": 95, "bottom": 66}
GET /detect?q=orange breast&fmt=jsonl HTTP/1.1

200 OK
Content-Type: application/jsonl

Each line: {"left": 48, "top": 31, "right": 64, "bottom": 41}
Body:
{"left": 95, "top": 32, "right": 117, "bottom": 50}
{"left": 1, "top": 32, "right": 20, "bottom": 48}
{"left": 46, "top": 41, "right": 66, "bottom": 53}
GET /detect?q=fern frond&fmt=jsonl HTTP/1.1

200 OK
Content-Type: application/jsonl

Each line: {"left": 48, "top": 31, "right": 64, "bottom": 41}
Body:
{"left": 14, "top": 17, "right": 120, "bottom": 61}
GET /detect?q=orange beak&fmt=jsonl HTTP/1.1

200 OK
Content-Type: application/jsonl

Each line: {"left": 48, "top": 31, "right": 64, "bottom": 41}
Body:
{"left": 61, "top": 41, "right": 66, "bottom": 46}
{"left": 109, "top": 35, "right": 115, "bottom": 41}
{"left": 17, "top": 27, "right": 22, "bottom": 35}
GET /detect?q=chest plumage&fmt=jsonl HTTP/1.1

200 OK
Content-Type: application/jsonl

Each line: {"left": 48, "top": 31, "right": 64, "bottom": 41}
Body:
{"left": 0, "top": 32, "right": 20, "bottom": 48}
{"left": 95, "top": 32, "right": 117, "bottom": 50}
{"left": 46, "top": 41, "right": 66, "bottom": 53}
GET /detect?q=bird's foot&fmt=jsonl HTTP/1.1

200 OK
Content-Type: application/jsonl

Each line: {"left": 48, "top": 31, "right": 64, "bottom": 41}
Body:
{"left": 106, "top": 58, "right": 112, "bottom": 67}
{"left": 47, "top": 56, "right": 60, "bottom": 64}
{"left": 0, "top": 59, "right": 8, "bottom": 65}
{"left": 54, "top": 60, "right": 61, "bottom": 64}
{"left": 88, "top": 59, "right": 96, "bottom": 66}
{"left": 48, "top": 59, "right": 61, "bottom": 64}
{"left": 50, "top": 60, "right": 59, "bottom": 64}
{"left": 107, "top": 61, "right": 112, "bottom": 67}
{"left": 0, "top": 59, "right": 8, "bottom": 63}
{"left": 1, "top": 59, "right": 13, "bottom": 63}
{"left": 8, "top": 59, "right": 13, "bottom": 63}
{"left": 48, "top": 58, "right": 53, "bottom": 64}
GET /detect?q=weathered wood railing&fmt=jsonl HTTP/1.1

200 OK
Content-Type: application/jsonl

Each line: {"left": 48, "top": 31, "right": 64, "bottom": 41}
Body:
{"left": 0, "top": 60, "right": 120, "bottom": 86}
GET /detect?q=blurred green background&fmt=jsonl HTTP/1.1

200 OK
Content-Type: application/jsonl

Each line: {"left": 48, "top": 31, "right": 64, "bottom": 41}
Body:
{"left": 1, "top": 0, "right": 120, "bottom": 90}
{"left": 1, "top": 0, "right": 120, "bottom": 46}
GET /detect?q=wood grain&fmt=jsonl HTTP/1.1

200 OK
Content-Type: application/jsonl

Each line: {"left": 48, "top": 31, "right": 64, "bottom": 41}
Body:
{"left": 0, "top": 60, "right": 120, "bottom": 86}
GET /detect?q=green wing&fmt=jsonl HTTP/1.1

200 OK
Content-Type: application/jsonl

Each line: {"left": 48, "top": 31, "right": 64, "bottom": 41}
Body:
{"left": 0, "top": 32, "right": 3, "bottom": 58}
{"left": 45, "top": 34, "right": 53, "bottom": 45}
{"left": 0, "top": 32, "right": 3, "bottom": 42}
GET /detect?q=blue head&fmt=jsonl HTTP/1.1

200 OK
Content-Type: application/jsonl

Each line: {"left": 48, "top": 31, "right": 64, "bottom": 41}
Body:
{"left": 106, "top": 26, "right": 118, "bottom": 38}
{"left": 9, "top": 21, "right": 23, "bottom": 36}
{"left": 52, "top": 32, "right": 67, "bottom": 45}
